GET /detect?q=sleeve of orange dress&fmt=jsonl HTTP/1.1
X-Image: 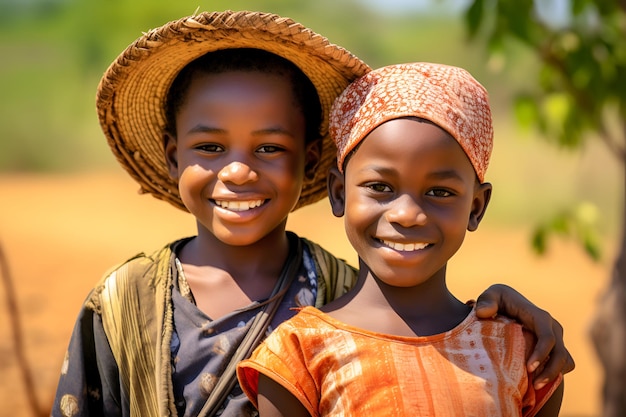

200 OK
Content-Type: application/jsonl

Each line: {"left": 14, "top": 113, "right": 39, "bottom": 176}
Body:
{"left": 237, "top": 319, "right": 320, "bottom": 417}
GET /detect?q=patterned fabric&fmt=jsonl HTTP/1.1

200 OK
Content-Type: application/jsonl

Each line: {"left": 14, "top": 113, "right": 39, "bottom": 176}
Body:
{"left": 51, "top": 235, "right": 357, "bottom": 417}
{"left": 237, "top": 306, "right": 562, "bottom": 417}
{"left": 169, "top": 248, "right": 318, "bottom": 417}
{"left": 329, "top": 62, "right": 493, "bottom": 181}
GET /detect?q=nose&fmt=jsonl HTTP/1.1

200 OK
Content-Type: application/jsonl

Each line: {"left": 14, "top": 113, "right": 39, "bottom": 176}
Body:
{"left": 385, "top": 193, "right": 427, "bottom": 227}
{"left": 217, "top": 161, "right": 259, "bottom": 185}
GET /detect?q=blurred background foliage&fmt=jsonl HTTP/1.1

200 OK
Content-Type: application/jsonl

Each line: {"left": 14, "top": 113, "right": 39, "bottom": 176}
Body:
{"left": 0, "top": 0, "right": 621, "bottom": 239}
{"left": 0, "top": 0, "right": 476, "bottom": 171}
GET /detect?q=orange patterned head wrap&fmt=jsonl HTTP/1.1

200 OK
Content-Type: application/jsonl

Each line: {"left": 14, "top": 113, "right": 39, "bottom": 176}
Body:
{"left": 329, "top": 62, "right": 493, "bottom": 182}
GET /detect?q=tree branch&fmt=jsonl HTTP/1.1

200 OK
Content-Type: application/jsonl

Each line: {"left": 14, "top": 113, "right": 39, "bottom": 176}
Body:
{"left": 537, "top": 37, "right": 626, "bottom": 160}
{"left": 0, "top": 241, "right": 45, "bottom": 417}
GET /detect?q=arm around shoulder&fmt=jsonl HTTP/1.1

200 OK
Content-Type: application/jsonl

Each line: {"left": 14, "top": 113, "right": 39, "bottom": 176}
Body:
{"left": 475, "top": 283, "right": 575, "bottom": 386}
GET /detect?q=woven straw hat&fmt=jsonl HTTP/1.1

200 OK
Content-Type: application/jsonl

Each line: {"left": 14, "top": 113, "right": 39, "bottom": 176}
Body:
{"left": 330, "top": 62, "right": 493, "bottom": 182}
{"left": 97, "top": 10, "right": 370, "bottom": 211}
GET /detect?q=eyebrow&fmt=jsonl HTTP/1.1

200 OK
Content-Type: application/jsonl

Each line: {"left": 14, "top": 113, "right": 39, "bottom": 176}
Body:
{"left": 425, "top": 170, "right": 465, "bottom": 181}
{"left": 187, "top": 125, "right": 224, "bottom": 135}
{"left": 187, "top": 124, "right": 295, "bottom": 137}
{"left": 361, "top": 165, "right": 465, "bottom": 181}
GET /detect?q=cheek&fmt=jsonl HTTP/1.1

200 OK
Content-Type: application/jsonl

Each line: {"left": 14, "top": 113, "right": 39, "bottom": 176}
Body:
{"left": 286, "top": 157, "right": 306, "bottom": 183}
{"left": 178, "top": 165, "right": 213, "bottom": 200}
{"left": 344, "top": 192, "right": 378, "bottom": 236}
{"left": 276, "top": 154, "right": 307, "bottom": 192}
{"left": 439, "top": 201, "right": 475, "bottom": 236}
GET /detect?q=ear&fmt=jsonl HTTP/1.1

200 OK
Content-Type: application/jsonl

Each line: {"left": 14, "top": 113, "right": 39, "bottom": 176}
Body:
{"left": 303, "top": 138, "right": 322, "bottom": 182}
{"left": 327, "top": 166, "right": 346, "bottom": 218}
{"left": 163, "top": 133, "right": 179, "bottom": 181}
{"left": 468, "top": 182, "right": 492, "bottom": 232}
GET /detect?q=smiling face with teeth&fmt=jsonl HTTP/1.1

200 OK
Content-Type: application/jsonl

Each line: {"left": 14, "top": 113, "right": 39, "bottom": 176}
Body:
{"left": 164, "top": 70, "right": 319, "bottom": 246}
{"left": 328, "top": 117, "right": 492, "bottom": 288}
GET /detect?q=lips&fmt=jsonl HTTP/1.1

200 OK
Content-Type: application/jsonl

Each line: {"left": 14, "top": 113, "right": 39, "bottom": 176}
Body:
{"left": 379, "top": 239, "right": 430, "bottom": 252}
{"left": 213, "top": 199, "right": 265, "bottom": 212}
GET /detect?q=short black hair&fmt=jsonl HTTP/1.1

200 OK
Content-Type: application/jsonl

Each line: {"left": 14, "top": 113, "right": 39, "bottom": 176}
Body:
{"left": 165, "top": 48, "right": 322, "bottom": 144}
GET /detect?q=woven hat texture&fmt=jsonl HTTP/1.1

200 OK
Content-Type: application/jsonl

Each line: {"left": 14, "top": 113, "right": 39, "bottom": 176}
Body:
{"left": 329, "top": 62, "right": 493, "bottom": 181}
{"left": 97, "top": 10, "right": 371, "bottom": 211}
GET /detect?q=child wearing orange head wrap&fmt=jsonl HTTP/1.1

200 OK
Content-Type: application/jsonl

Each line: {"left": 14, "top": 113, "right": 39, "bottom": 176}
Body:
{"left": 238, "top": 62, "right": 564, "bottom": 417}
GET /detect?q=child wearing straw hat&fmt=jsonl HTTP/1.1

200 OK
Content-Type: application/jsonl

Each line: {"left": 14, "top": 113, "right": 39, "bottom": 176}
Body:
{"left": 52, "top": 11, "right": 571, "bottom": 417}
{"left": 237, "top": 62, "right": 565, "bottom": 417}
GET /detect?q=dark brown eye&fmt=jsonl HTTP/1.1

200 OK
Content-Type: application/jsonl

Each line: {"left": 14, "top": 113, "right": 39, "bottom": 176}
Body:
{"left": 367, "top": 183, "right": 392, "bottom": 193}
{"left": 197, "top": 144, "right": 224, "bottom": 153}
{"left": 427, "top": 189, "right": 453, "bottom": 197}
{"left": 257, "top": 145, "right": 283, "bottom": 153}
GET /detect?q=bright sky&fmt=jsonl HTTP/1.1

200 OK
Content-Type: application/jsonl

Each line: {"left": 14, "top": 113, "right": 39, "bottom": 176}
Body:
{"left": 359, "top": 0, "right": 570, "bottom": 27}
{"left": 358, "top": 0, "right": 470, "bottom": 15}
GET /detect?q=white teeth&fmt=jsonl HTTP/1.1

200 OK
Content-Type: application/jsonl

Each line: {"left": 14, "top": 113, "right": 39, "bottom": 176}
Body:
{"left": 381, "top": 240, "right": 428, "bottom": 252}
{"left": 215, "top": 200, "right": 264, "bottom": 211}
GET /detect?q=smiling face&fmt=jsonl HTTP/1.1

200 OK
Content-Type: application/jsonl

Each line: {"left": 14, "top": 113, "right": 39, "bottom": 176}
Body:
{"left": 165, "top": 71, "right": 316, "bottom": 246}
{"left": 328, "top": 117, "right": 492, "bottom": 287}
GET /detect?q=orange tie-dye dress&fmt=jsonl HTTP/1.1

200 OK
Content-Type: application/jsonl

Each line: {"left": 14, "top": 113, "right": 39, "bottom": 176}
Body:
{"left": 237, "top": 306, "right": 562, "bottom": 417}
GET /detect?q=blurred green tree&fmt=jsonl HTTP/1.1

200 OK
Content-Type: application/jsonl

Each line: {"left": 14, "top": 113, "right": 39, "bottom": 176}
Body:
{"left": 0, "top": 0, "right": 481, "bottom": 173}
{"left": 463, "top": 1, "right": 625, "bottom": 416}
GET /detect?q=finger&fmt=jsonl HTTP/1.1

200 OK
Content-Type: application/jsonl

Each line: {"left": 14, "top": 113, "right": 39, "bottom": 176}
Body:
{"left": 533, "top": 352, "right": 574, "bottom": 389}
{"left": 474, "top": 291, "right": 499, "bottom": 319}
{"left": 496, "top": 297, "right": 554, "bottom": 369}
{"left": 531, "top": 324, "right": 575, "bottom": 389}
{"left": 478, "top": 284, "right": 559, "bottom": 371}
{"left": 532, "top": 354, "right": 564, "bottom": 389}
{"left": 475, "top": 284, "right": 574, "bottom": 384}
{"left": 475, "top": 284, "right": 526, "bottom": 319}
{"left": 526, "top": 329, "right": 556, "bottom": 374}
{"left": 563, "top": 352, "right": 575, "bottom": 374}
{"left": 476, "top": 284, "right": 537, "bottom": 321}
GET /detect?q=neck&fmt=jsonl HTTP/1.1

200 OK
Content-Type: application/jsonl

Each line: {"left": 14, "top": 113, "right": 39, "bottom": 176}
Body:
{"left": 328, "top": 260, "right": 470, "bottom": 336}
{"left": 181, "top": 227, "right": 292, "bottom": 283}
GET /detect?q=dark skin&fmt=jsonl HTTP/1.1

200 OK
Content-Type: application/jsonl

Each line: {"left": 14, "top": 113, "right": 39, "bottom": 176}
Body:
{"left": 257, "top": 118, "right": 566, "bottom": 416}
{"left": 164, "top": 71, "right": 318, "bottom": 318}
{"left": 475, "top": 284, "right": 573, "bottom": 385}
{"left": 164, "top": 66, "right": 572, "bottom": 411}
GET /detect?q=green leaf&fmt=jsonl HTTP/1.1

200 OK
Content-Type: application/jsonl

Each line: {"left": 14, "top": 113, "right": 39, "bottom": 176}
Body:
{"left": 465, "top": 0, "right": 485, "bottom": 39}
{"left": 571, "top": 0, "right": 588, "bottom": 15}
{"left": 530, "top": 203, "right": 602, "bottom": 262}
{"left": 513, "top": 95, "right": 540, "bottom": 130}
{"left": 531, "top": 226, "right": 547, "bottom": 255}
{"left": 498, "top": 0, "right": 535, "bottom": 43}
{"left": 583, "top": 232, "right": 602, "bottom": 261}
{"left": 542, "top": 92, "right": 572, "bottom": 137}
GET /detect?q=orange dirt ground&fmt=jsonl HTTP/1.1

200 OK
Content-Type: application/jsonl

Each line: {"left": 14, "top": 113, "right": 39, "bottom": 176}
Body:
{"left": 0, "top": 171, "right": 611, "bottom": 417}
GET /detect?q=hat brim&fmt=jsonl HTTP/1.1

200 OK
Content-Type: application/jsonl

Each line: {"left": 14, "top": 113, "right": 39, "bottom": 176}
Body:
{"left": 97, "top": 10, "right": 370, "bottom": 211}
